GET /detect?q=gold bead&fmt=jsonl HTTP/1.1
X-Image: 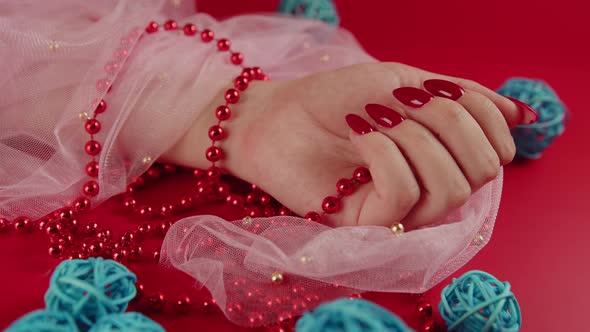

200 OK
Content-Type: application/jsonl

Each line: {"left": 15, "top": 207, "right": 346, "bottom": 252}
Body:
{"left": 142, "top": 156, "right": 152, "bottom": 164}
{"left": 320, "top": 54, "right": 330, "bottom": 62}
{"left": 49, "top": 42, "right": 60, "bottom": 51}
{"left": 78, "top": 112, "right": 89, "bottom": 121}
{"left": 390, "top": 223, "right": 404, "bottom": 236}
{"left": 242, "top": 216, "right": 252, "bottom": 226}
{"left": 271, "top": 271, "right": 284, "bottom": 284}
{"left": 472, "top": 234, "right": 485, "bottom": 246}
{"left": 299, "top": 255, "right": 312, "bottom": 264}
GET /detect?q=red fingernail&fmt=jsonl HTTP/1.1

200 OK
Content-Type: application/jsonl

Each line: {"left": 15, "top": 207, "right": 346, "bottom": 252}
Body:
{"left": 506, "top": 97, "right": 539, "bottom": 124}
{"left": 392, "top": 87, "right": 433, "bottom": 108}
{"left": 365, "top": 104, "right": 405, "bottom": 128}
{"left": 345, "top": 114, "right": 376, "bottom": 135}
{"left": 423, "top": 79, "right": 465, "bottom": 101}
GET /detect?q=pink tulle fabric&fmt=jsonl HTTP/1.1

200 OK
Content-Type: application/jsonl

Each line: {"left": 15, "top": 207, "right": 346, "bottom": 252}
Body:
{"left": 0, "top": 0, "right": 503, "bottom": 327}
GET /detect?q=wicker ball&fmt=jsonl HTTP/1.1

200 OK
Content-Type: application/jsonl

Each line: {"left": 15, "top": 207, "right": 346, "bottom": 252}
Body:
{"left": 44, "top": 258, "right": 137, "bottom": 329}
{"left": 88, "top": 312, "right": 165, "bottom": 332}
{"left": 497, "top": 78, "right": 568, "bottom": 159}
{"left": 439, "top": 270, "right": 521, "bottom": 332}
{"left": 5, "top": 310, "right": 77, "bottom": 332}
{"left": 296, "top": 298, "right": 412, "bottom": 332}
{"left": 278, "top": 0, "right": 340, "bottom": 25}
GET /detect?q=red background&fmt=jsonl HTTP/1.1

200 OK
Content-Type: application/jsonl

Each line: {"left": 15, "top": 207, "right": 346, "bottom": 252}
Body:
{"left": 1, "top": 0, "right": 589, "bottom": 331}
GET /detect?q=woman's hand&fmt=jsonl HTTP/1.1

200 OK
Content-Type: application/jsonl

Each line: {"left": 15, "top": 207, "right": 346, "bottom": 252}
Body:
{"left": 165, "top": 62, "right": 536, "bottom": 229}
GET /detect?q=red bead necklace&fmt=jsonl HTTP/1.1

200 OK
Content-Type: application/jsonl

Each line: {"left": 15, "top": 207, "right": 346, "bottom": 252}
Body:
{"left": 0, "top": 19, "right": 439, "bottom": 331}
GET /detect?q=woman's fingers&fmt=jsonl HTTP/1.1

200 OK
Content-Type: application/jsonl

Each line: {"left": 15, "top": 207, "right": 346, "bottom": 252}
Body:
{"left": 346, "top": 114, "right": 420, "bottom": 227}
{"left": 391, "top": 88, "right": 501, "bottom": 191}
{"left": 363, "top": 107, "right": 471, "bottom": 229}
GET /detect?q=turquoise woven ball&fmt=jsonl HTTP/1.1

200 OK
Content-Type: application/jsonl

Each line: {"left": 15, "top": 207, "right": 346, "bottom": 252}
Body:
{"left": 296, "top": 298, "right": 413, "bottom": 332}
{"left": 439, "top": 270, "right": 521, "bottom": 332}
{"left": 497, "top": 78, "right": 568, "bottom": 159}
{"left": 44, "top": 258, "right": 137, "bottom": 329}
{"left": 278, "top": 0, "right": 340, "bottom": 25}
{"left": 88, "top": 312, "right": 165, "bottom": 332}
{"left": 5, "top": 310, "right": 77, "bottom": 332}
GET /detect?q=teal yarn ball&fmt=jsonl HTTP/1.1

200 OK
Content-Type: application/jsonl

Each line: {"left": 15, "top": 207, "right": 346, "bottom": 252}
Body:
{"left": 44, "top": 258, "right": 137, "bottom": 330}
{"left": 296, "top": 298, "right": 413, "bottom": 332}
{"left": 497, "top": 78, "right": 568, "bottom": 159}
{"left": 278, "top": 0, "right": 340, "bottom": 25}
{"left": 5, "top": 310, "right": 77, "bottom": 332}
{"left": 439, "top": 270, "right": 521, "bottom": 332}
{"left": 88, "top": 312, "right": 165, "bottom": 332}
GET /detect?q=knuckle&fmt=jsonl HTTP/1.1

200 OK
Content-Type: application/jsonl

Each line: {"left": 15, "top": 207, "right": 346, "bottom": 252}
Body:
{"left": 447, "top": 178, "right": 471, "bottom": 208}
{"left": 498, "top": 139, "right": 517, "bottom": 165}
{"left": 394, "top": 181, "right": 421, "bottom": 212}
{"left": 438, "top": 100, "right": 468, "bottom": 124}
{"left": 479, "top": 152, "right": 501, "bottom": 184}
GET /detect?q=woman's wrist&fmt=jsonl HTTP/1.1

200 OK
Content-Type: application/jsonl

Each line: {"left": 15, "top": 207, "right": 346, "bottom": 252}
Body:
{"left": 160, "top": 80, "right": 277, "bottom": 177}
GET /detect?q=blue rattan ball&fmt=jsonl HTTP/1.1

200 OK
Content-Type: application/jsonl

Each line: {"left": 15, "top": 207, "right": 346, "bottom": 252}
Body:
{"left": 497, "top": 78, "right": 568, "bottom": 159}
{"left": 87, "top": 312, "right": 165, "bottom": 332}
{"left": 44, "top": 258, "right": 137, "bottom": 330}
{"left": 439, "top": 270, "right": 521, "bottom": 332}
{"left": 278, "top": 0, "right": 340, "bottom": 25}
{"left": 296, "top": 298, "right": 413, "bottom": 332}
{"left": 5, "top": 310, "right": 78, "bottom": 332}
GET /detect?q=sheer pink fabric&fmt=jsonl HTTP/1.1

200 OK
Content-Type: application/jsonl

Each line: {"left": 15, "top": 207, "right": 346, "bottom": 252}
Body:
{"left": 0, "top": 0, "right": 503, "bottom": 327}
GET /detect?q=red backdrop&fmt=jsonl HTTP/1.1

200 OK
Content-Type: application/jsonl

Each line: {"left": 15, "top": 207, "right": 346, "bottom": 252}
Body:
{"left": 1, "top": 0, "right": 589, "bottom": 331}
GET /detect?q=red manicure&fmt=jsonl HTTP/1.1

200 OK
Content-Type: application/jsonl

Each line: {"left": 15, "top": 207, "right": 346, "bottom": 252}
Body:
{"left": 365, "top": 104, "right": 405, "bottom": 128}
{"left": 345, "top": 114, "right": 376, "bottom": 135}
{"left": 392, "top": 87, "right": 433, "bottom": 108}
{"left": 423, "top": 79, "right": 465, "bottom": 101}
{"left": 506, "top": 97, "right": 539, "bottom": 124}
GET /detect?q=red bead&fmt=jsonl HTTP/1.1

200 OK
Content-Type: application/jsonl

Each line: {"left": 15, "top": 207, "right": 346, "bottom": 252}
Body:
{"left": 224, "top": 89, "right": 240, "bottom": 104}
{"left": 133, "top": 176, "right": 146, "bottom": 188}
{"left": 261, "top": 75, "right": 270, "bottom": 81}
{"left": 241, "top": 68, "right": 252, "bottom": 79}
{"left": 83, "top": 180, "right": 99, "bottom": 196}
{"left": 246, "top": 192, "right": 259, "bottom": 205}
{"left": 133, "top": 283, "right": 145, "bottom": 302}
{"left": 120, "top": 231, "right": 136, "bottom": 244}
{"left": 215, "top": 183, "right": 231, "bottom": 198}
{"left": 58, "top": 209, "right": 74, "bottom": 222}
{"left": 96, "top": 78, "right": 111, "bottom": 92}
{"left": 322, "top": 196, "right": 341, "bottom": 214}
{"left": 206, "top": 146, "right": 223, "bottom": 162}
{"left": 85, "top": 119, "right": 101, "bottom": 134}
{"left": 163, "top": 164, "right": 177, "bottom": 173}
{"left": 179, "top": 195, "right": 193, "bottom": 209}
{"left": 247, "top": 206, "right": 262, "bottom": 218}
{"left": 278, "top": 207, "right": 291, "bottom": 216}
{"left": 247, "top": 67, "right": 257, "bottom": 79}
{"left": 226, "top": 194, "right": 244, "bottom": 207}
{"left": 174, "top": 295, "right": 192, "bottom": 314}
{"left": 152, "top": 250, "right": 161, "bottom": 262}
{"left": 252, "top": 67, "right": 263, "bottom": 79}
{"left": 86, "top": 161, "right": 99, "bottom": 177}
{"left": 13, "top": 217, "right": 32, "bottom": 232}
{"left": 234, "top": 76, "right": 249, "bottom": 91}
{"left": 112, "top": 248, "right": 129, "bottom": 263}
{"left": 208, "top": 125, "right": 225, "bottom": 141}
{"left": 73, "top": 197, "right": 91, "bottom": 212}
{"left": 201, "top": 29, "right": 214, "bottom": 42}
{"left": 230, "top": 52, "right": 243, "bottom": 65}
{"left": 353, "top": 167, "right": 371, "bottom": 184}
{"left": 96, "top": 228, "right": 112, "bottom": 242}
{"left": 145, "top": 21, "right": 159, "bottom": 33}
{"left": 137, "top": 205, "right": 153, "bottom": 218}
{"left": 160, "top": 203, "right": 174, "bottom": 216}
{"left": 45, "top": 221, "right": 62, "bottom": 236}
{"left": 84, "top": 221, "right": 99, "bottom": 235}
{"left": 85, "top": 140, "right": 101, "bottom": 156}
{"left": 112, "top": 48, "right": 129, "bottom": 62}
{"left": 215, "top": 105, "right": 231, "bottom": 121}
{"left": 199, "top": 297, "right": 217, "bottom": 315}
{"left": 104, "top": 61, "right": 120, "bottom": 75}
{"left": 94, "top": 99, "right": 107, "bottom": 113}
{"left": 163, "top": 20, "right": 177, "bottom": 30}
{"left": 263, "top": 206, "right": 275, "bottom": 217}
{"left": 304, "top": 212, "right": 321, "bottom": 222}
{"left": 423, "top": 319, "right": 441, "bottom": 332}
{"left": 416, "top": 301, "right": 433, "bottom": 320}
{"left": 147, "top": 167, "right": 161, "bottom": 179}
{"left": 217, "top": 38, "right": 230, "bottom": 51}
{"left": 336, "top": 178, "right": 354, "bottom": 196}
{"left": 259, "top": 193, "right": 271, "bottom": 206}
{"left": 156, "top": 221, "right": 172, "bottom": 237}
{"left": 193, "top": 168, "right": 207, "bottom": 179}
{"left": 183, "top": 23, "right": 197, "bottom": 36}
{"left": 48, "top": 243, "right": 64, "bottom": 257}
{"left": 123, "top": 196, "right": 136, "bottom": 210}
{"left": 0, "top": 218, "right": 10, "bottom": 232}
{"left": 207, "top": 166, "right": 222, "bottom": 182}
{"left": 88, "top": 240, "right": 103, "bottom": 256}
{"left": 147, "top": 292, "right": 166, "bottom": 312}
{"left": 129, "top": 245, "right": 143, "bottom": 261}
{"left": 137, "top": 223, "right": 152, "bottom": 236}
